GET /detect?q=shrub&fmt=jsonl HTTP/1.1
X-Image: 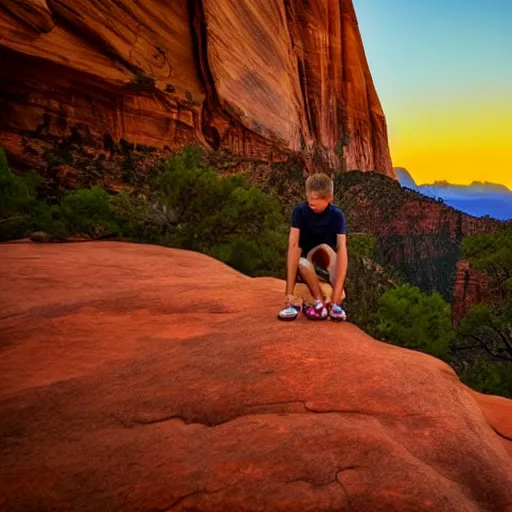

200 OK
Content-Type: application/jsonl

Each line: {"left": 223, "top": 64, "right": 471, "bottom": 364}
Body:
{"left": 347, "top": 233, "right": 375, "bottom": 259}
{"left": 371, "top": 284, "right": 455, "bottom": 359}
{"left": 0, "top": 148, "right": 44, "bottom": 241}
{"left": 113, "top": 146, "right": 288, "bottom": 276}
{"left": 458, "top": 358, "right": 512, "bottom": 398}
{"left": 44, "top": 187, "right": 120, "bottom": 239}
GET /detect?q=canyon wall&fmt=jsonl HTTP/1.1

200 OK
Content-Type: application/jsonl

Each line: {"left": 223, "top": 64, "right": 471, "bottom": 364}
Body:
{"left": 0, "top": 0, "right": 394, "bottom": 176}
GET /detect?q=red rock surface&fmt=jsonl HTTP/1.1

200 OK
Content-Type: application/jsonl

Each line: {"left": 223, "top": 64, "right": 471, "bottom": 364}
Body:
{"left": 451, "top": 260, "right": 493, "bottom": 326}
{"left": 0, "top": 0, "right": 394, "bottom": 177}
{"left": 346, "top": 190, "right": 502, "bottom": 239}
{"left": 1, "top": 241, "right": 511, "bottom": 511}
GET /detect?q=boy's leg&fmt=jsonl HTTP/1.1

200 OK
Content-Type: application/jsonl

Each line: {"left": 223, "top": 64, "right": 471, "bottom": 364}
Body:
{"left": 308, "top": 244, "right": 347, "bottom": 321}
{"left": 297, "top": 257, "right": 323, "bottom": 302}
{"left": 307, "top": 244, "right": 337, "bottom": 286}
{"left": 285, "top": 245, "right": 302, "bottom": 300}
{"left": 278, "top": 246, "right": 302, "bottom": 321}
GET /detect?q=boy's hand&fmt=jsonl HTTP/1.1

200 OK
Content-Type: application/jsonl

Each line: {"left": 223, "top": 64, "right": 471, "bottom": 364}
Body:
{"left": 284, "top": 293, "right": 295, "bottom": 305}
{"left": 325, "top": 297, "right": 344, "bottom": 308}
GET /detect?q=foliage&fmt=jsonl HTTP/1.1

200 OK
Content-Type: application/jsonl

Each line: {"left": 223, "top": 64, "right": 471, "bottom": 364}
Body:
{"left": 39, "top": 187, "right": 121, "bottom": 239}
{"left": 458, "top": 358, "right": 512, "bottom": 398}
{"left": 114, "top": 146, "right": 288, "bottom": 276}
{"left": 462, "top": 227, "right": 512, "bottom": 298}
{"left": 453, "top": 228, "right": 512, "bottom": 393}
{"left": 347, "top": 234, "right": 375, "bottom": 259}
{"left": 1, "top": 145, "right": 288, "bottom": 276}
{"left": 343, "top": 252, "right": 396, "bottom": 332}
{"left": 263, "top": 157, "right": 306, "bottom": 204}
{"left": 456, "top": 303, "right": 512, "bottom": 363}
{"left": 0, "top": 148, "right": 45, "bottom": 240}
{"left": 371, "top": 284, "right": 455, "bottom": 359}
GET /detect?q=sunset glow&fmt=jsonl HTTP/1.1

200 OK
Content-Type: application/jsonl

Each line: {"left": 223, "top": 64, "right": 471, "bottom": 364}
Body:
{"left": 354, "top": 0, "right": 512, "bottom": 189}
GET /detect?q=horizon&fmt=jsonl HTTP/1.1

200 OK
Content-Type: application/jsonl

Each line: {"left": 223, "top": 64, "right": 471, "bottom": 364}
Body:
{"left": 353, "top": 0, "right": 512, "bottom": 189}
{"left": 394, "top": 167, "right": 512, "bottom": 191}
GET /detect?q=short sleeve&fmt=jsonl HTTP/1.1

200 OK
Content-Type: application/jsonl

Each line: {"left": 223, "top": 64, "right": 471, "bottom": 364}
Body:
{"left": 291, "top": 205, "right": 302, "bottom": 229}
{"left": 336, "top": 211, "right": 346, "bottom": 235}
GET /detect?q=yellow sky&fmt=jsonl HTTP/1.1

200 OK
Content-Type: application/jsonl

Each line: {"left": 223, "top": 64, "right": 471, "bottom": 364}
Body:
{"left": 388, "top": 99, "right": 512, "bottom": 189}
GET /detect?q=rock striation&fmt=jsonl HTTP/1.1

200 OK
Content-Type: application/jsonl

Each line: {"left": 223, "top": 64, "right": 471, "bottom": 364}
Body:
{"left": 0, "top": 0, "right": 394, "bottom": 176}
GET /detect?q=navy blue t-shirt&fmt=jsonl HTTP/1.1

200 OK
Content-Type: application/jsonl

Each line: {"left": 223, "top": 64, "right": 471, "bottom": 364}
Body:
{"left": 291, "top": 202, "right": 346, "bottom": 255}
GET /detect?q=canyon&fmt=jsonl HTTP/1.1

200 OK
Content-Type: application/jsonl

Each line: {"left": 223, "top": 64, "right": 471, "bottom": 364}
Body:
{"left": 0, "top": 0, "right": 394, "bottom": 177}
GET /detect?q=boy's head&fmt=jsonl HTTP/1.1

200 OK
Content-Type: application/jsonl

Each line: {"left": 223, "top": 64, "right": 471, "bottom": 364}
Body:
{"left": 305, "top": 173, "right": 334, "bottom": 213}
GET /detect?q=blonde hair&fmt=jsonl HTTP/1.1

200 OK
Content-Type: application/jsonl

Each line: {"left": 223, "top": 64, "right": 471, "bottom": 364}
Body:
{"left": 305, "top": 173, "right": 333, "bottom": 197}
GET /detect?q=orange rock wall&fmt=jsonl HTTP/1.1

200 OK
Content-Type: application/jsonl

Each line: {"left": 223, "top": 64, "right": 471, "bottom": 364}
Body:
{"left": 345, "top": 190, "right": 502, "bottom": 239}
{"left": 452, "top": 260, "right": 492, "bottom": 326}
{"left": 0, "top": 0, "right": 394, "bottom": 177}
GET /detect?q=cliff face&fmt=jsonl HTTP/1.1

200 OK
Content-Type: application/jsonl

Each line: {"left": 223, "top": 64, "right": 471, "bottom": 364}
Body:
{"left": 451, "top": 260, "right": 492, "bottom": 326}
{"left": 336, "top": 173, "right": 503, "bottom": 240}
{"left": 0, "top": 0, "right": 394, "bottom": 176}
{"left": 329, "top": 171, "right": 505, "bottom": 302}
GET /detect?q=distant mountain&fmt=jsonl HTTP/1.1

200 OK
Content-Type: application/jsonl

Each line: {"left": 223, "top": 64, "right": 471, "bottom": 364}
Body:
{"left": 394, "top": 168, "right": 512, "bottom": 220}
{"left": 394, "top": 168, "right": 418, "bottom": 189}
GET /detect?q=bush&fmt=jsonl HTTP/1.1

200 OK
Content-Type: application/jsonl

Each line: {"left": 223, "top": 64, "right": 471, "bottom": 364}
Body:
{"left": 0, "top": 148, "right": 45, "bottom": 241}
{"left": 39, "top": 187, "right": 121, "bottom": 239}
{"left": 371, "top": 284, "right": 455, "bottom": 359}
{"left": 343, "top": 253, "right": 396, "bottom": 332}
{"left": 347, "top": 234, "right": 375, "bottom": 259}
{"left": 114, "top": 146, "right": 288, "bottom": 276}
{"left": 459, "top": 358, "right": 512, "bottom": 398}
{"left": 1, "top": 145, "right": 287, "bottom": 275}
{"left": 462, "top": 227, "right": 512, "bottom": 299}
{"left": 454, "top": 228, "right": 512, "bottom": 398}
{"left": 1, "top": 149, "right": 121, "bottom": 241}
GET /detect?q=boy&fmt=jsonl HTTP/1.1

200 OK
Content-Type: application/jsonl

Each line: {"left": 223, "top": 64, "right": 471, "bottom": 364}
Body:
{"left": 278, "top": 173, "right": 348, "bottom": 321}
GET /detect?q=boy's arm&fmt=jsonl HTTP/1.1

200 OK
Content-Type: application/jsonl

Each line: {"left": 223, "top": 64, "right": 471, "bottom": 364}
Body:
{"left": 332, "top": 234, "right": 348, "bottom": 304}
{"left": 285, "top": 227, "right": 301, "bottom": 298}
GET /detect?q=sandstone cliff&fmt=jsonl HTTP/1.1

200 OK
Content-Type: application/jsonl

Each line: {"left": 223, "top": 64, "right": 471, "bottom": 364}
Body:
{"left": 452, "top": 260, "right": 493, "bottom": 325}
{"left": 0, "top": 0, "right": 394, "bottom": 177}
{"left": 307, "top": 170, "right": 508, "bottom": 310}
{"left": 1, "top": 241, "right": 511, "bottom": 511}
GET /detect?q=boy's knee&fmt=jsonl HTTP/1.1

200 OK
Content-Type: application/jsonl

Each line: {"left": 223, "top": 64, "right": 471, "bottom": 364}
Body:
{"left": 299, "top": 256, "right": 311, "bottom": 267}
{"left": 309, "top": 245, "right": 335, "bottom": 269}
{"left": 298, "top": 257, "right": 313, "bottom": 271}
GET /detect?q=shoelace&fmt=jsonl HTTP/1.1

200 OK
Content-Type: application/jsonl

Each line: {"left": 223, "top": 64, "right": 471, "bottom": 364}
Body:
{"left": 313, "top": 300, "right": 325, "bottom": 310}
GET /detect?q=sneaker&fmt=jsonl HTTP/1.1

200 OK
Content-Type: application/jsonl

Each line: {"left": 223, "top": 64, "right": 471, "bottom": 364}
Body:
{"left": 277, "top": 304, "right": 300, "bottom": 321}
{"left": 329, "top": 303, "right": 347, "bottom": 322}
{"left": 303, "top": 300, "right": 328, "bottom": 321}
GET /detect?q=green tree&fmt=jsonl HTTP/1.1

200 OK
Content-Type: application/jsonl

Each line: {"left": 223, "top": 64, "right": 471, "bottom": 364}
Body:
{"left": 458, "top": 357, "right": 512, "bottom": 398}
{"left": 42, "top": 187, "right": 121, "bottom": 239}
{"left": 0, "top": 148, "right": 45, "bottom": 241}
{"left": 347, "top": 233, "right": 375, "bottom": 259}
{"left": 371, "top": 284, "right": 455, "bottom": 359}
{"left": 462, "top": 228, "right": 512, "bottom": 299}
{"left": 113, "top": 146, "right": 288, "bottom": 276}
{"left": 343, "top": 253, "right": 396, "bottom": 332}
{"left": 456, "top": 303, "right": 512, "bottom": 362}
{"left": 456, "top": 228, "right": 512, "bottom": 363}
